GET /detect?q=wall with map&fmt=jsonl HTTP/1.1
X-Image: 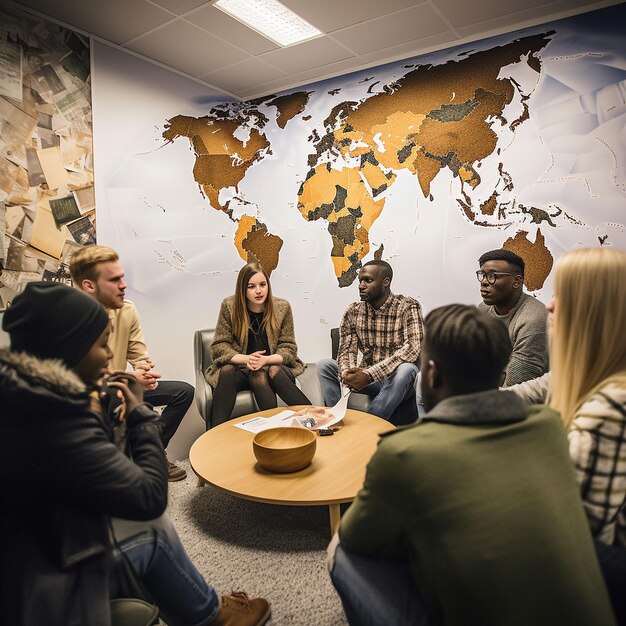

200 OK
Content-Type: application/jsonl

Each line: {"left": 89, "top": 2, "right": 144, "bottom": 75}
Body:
{"left": 93, "top": 2, "right": 626, "bottom": 389}
{"left": 0, "top": 4, "right": 94, "bottom": 311}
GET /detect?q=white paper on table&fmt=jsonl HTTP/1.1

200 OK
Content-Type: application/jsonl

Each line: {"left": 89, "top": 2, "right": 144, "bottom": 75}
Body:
{"left": 290, "top": 389, "right": 350, "bottom": 430}
{"left": 332, "top": 387, "right": 350, "bottom": 421}
{"left": 234, "top": 409, "right": 295, "bottom": 433}
{"left": 234, "top": 388, "right": 352, "bottom": 433}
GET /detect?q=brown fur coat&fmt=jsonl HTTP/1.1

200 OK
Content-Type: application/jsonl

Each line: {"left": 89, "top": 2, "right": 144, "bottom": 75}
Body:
{"left": 205, "top": 295, "right": 305, "bottom": 387}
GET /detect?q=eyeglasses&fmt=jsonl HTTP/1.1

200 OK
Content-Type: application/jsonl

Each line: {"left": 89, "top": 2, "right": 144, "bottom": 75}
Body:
{"left": 476, "top": 270, "right": 515, "bottom": 284}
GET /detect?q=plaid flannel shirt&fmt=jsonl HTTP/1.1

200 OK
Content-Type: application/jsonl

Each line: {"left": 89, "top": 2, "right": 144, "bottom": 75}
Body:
{"left": 569, "top": 383, "right": 626, "bottom": 546}
{"left": 337, "top": 293, "right": 423, "bottom": 384}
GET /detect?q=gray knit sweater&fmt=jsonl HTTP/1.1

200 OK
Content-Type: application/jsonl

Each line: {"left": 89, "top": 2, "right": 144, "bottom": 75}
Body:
{"left": 479, "top": 292, "right": 549, "bottom": 386}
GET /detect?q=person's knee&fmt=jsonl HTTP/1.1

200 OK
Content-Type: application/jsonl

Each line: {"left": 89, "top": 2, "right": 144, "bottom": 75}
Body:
{"left": 178, "top": 381, "right": 194, "bottom": 402}
{"left": 166, "top": 381, "right": 194, "bottom": 407}
{"left": 218, "top": 364, "right": 237, "bottom": 381}
{"left": 395, "top": 363, "right": 418, "bottom": 385}
{"left": 267, "top": 365, "right": 282, "bottom": 379}
{"left": 397, "top": 362, "right": 418, "bottom": 377}
{"left": 317, "top": 358, "right": 338, "bottom": 376}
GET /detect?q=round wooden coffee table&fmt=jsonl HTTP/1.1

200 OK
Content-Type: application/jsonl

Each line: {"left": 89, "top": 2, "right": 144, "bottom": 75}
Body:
{"left": 189, "top": 406, "right": 394, "bottom": 535}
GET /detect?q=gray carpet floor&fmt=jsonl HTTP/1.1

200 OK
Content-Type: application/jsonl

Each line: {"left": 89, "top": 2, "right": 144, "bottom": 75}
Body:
{"left": 167, "top": 460, "right": 349, "bottom": 625}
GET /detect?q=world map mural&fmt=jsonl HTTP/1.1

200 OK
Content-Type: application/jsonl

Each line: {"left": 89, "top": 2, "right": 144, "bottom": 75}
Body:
{"left": 160, "top": 6, "right": 625, "bottom": 293}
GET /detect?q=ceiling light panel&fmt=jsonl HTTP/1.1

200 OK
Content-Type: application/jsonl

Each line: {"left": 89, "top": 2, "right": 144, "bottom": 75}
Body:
{"left": 213, "top": 0, "right": 323, "bottom": 47}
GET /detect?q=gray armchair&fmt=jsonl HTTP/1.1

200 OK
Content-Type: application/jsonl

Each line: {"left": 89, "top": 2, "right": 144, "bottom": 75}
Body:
{"left": 193, "top": 329, "right": 323, "bottom": 429}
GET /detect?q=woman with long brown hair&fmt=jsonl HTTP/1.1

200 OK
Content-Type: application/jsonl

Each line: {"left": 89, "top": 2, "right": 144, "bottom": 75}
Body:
{"left": 206, "top": 262, "right": 311, "bottom": 426}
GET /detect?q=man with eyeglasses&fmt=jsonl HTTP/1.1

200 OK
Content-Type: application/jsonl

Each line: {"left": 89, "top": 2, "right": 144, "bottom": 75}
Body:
{"left": 477, "top": 249, "right": 549, "bottom": 386}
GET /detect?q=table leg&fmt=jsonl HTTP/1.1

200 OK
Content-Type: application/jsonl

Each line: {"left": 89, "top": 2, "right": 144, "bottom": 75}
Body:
{"left": 329, "top": 503, "right": 341, "bottom": 536}
{"left": 197, "top": 476, "right": 206, "bottom": 488}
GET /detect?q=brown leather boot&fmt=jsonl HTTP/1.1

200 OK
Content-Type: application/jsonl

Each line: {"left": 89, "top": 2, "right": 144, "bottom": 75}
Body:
{"left": 211, "top": 592, "right": 270, "bottom": 626}
{"left": 167, "top": 460, "right": 187, "bottom": 481}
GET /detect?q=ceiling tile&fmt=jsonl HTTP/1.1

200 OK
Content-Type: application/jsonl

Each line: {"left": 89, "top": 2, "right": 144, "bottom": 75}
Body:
{"left": 454, "top": 4, "right": 565, "bottom": 39}
{"left": 15, "top": 0, "right": 174, "bottom": 44}
{"left": 261, "top": 36, "right": 355, "bottom": 74}
{"left": 333, "top": 4, "right": 452, "bottom": 55}
{"left": 282, "top": 0, "right": 423, "bottom": 32}
{"left": 358, "top": 30, "right": 461, "bottom": 65}
{"left": 289, "top": 57, "right": 370, "bottom": 85}
{"left": 237, "top": 76, "right": 303, "bottom": 100}
{"left": 151, "top": 0, "right": 208, "bottom": 14}
{"left": 235, "top": 55, "right": 375, "bottom": 99}
{"left": 454, "top": 0, "right": 615, "bottom": 39}
{"left": 126, "top": 20, "right": 251, "bottom": 76}
{"left": 187, "top": 4, "right": 280, "bottom": 55}
{"left": 434, "top": 0, "right": 548, "bottom": 29}
{"left": 199, "top": 58, "right": 287, "bottom": 93}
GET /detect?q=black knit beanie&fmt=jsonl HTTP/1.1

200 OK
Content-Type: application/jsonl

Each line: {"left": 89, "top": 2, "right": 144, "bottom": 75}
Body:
{"left": 2, "top": 281, "right": 109, "bottom": 367}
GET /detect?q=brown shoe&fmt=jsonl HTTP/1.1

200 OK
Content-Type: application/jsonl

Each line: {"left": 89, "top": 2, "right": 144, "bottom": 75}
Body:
{"left": 211, "top": 592, "right": 270, "bottom": 626}
{"left": 167, "top": 461, "right": 187, "bottom": 482}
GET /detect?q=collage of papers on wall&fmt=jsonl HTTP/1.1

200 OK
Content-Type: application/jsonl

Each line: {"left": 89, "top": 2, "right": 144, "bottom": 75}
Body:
{"left": 0, "top": 4, "right": 94, "bottom": 310}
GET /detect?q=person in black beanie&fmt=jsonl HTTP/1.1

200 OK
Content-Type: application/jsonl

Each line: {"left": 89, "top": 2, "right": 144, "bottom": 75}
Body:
{"left": 3, "top": 280, "right": 110, "bottom": 365}
{"left": 0, "top": 282, "right": 270, "bottom": 626}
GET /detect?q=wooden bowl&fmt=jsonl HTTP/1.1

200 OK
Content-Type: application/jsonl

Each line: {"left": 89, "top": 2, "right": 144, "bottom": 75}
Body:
{"left": 253, "top": 427, "right": 317, "bottom": 473}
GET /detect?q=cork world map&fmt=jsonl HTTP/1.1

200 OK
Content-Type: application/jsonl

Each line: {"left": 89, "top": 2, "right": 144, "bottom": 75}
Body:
{"left": 158, "top": 6, "right": 626, "bottom": 294}
{"left": 119, "top": 5, "right": 626, "bottom": 302}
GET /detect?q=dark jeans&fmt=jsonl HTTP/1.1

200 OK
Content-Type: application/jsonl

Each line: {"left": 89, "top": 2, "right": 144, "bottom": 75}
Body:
{"left": 144, "top": 380, "right": 194, "bottom": 448}
{"left": 330, "top": 538, "right": 626, "bottom": 626}
{"left": 328, "top": 536, "right": 430, "bottom": 626}
{"left": 111, "top": 528, "right": 219, "bottom": 626}
{"left": 595, "top": 539, "right": 626, "bottom": 625}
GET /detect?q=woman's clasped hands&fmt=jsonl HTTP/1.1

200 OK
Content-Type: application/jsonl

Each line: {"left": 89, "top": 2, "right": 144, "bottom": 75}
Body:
{"left": 247, "top": 350, "right": 268, "bottom": 371}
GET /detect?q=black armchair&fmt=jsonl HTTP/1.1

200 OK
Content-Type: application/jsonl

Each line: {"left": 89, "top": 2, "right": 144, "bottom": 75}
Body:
{"left": 193, "top": 329, "right": 258, "bottom": 430}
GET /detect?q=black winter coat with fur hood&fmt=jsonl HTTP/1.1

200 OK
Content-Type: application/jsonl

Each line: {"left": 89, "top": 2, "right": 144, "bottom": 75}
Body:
{"left": 0, "top": 348, "right": 168, "bottom": 626}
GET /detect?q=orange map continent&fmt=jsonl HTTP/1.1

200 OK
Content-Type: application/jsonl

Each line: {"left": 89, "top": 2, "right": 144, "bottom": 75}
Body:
{"left": 298, "top": 164, "right": 385, "bottom": 286}
{"left": 503, "top": 228, "right": 553, "bottom": 290}
{"left": 267, "top": 92, "right": 311, "bottom": 129}
{"left": 234, "top": 215, "right": 283, "bottom": 273}
{"left": 162, "top": 115, "right": 269, "bottom": 212}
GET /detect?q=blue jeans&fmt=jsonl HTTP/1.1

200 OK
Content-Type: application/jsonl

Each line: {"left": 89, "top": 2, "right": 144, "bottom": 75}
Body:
{"left": 144, "top": 380, "right": 194, "bottom": 448}
{"left": 111, "top": 528, "right": 220, "bottom": 626}
{"left": 327, "top": 535, "right": 430, "bottom": 626}
{"left": 317, "top": 358, "right": 418, "bottom": 422}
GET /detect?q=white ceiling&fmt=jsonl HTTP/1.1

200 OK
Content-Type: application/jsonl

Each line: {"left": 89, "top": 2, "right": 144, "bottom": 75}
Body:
{"left": 10, "top": 0, "right": 622, "bottom": 100}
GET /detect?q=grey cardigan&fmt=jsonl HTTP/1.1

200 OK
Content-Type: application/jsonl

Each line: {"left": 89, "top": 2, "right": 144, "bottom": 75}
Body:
{"left": 205, "top": 295, "right": 305, "bottom": 388}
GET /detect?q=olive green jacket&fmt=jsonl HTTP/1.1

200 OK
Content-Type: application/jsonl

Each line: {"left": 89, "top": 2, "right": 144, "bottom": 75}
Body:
{"left": 205, "top": 296, "right": 304, "bottom": 388}
{"left": 339, "top": 390, "right": 615, "bottom": 626}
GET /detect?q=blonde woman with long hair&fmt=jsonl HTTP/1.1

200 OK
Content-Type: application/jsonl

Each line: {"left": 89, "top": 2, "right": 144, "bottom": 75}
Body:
{"left": 548, "top": 247, "right": 626, "bottom": 544}
{"left": 511, "top": 247, "right": 626, "bottom": 623}
{"left": 206, "top": 262, "right": 311, "bottom": 426}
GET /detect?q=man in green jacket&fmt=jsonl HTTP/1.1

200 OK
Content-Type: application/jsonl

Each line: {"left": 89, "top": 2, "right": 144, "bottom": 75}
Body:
{"left": 329, "top": 304, "right": 615, "bottom": 626}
